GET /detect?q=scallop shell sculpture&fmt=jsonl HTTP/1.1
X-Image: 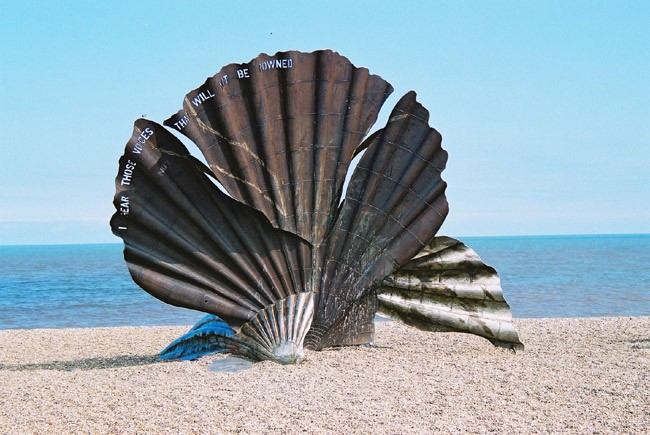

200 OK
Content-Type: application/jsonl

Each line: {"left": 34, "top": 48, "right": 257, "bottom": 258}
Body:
{"left": 111, "top": 50, "right": 522, "bottom": 364}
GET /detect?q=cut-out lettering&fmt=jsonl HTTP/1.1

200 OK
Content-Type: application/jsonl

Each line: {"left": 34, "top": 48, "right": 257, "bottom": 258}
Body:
{"left": 191, "top": 89, "right": 216, "bottom": 107}
{"left": 119, "top": 195, "right": 130, "bottom": 215}
{"left": 120, "top": 160, "right": 137, "bottom": 185}
{"left": 132, "top": 127, "right": 153, "bottom": 154}
{"left": 258, "top": 58, "right": 293, "bottom": 71}
{"left": 174, "top": 114, "right": 190, "bottom": 130}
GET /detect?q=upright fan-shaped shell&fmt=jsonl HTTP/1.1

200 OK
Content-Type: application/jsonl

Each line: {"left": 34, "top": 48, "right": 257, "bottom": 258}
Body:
{"left": 111, "top": 119, "right": 312, "bottom": 327}
{"left": 112, "top": 49, "right": 522, "bottom": 363}
{"left": 307, "top": 91, "right": 449, "bottom": 348}
{"left": 234, "top": 292, "right": 314, "bottom": 364}
{"left": 165, "top": 50, "right": 393, "bottom": 246}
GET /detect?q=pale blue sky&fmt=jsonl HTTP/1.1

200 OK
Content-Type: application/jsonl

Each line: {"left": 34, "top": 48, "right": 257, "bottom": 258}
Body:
{"left": 1, "top": 0, "right": 648, "bottom": 245}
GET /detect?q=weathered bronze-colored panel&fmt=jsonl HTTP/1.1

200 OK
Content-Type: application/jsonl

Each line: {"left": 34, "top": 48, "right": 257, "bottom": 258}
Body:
{"left": 164, "top": 50, "right": 393, "bottom": 246}
{"left": 111, "top": 119, "right": 312, "bottom": 327}
{"left": 307, "top": 92, "right": 449, "bottom": 347}
{"left": 378, "top": 236, "right": 524, "bottom": 350}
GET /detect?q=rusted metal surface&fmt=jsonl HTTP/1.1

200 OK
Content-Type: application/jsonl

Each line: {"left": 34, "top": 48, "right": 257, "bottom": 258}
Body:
{"left": 111, "top": 119, "right": 312, "bottom": 328}
{"left": 165, "top": 50, "right": 393, "bottom": 246}
{"left": 378, "top": 236, "right": 524, "bottom": 351}
{"left": 306, "top": 91, "right": 449, "bottom": 348}
{"left": 111, "top": 49, "right": 521, "bottom": 363}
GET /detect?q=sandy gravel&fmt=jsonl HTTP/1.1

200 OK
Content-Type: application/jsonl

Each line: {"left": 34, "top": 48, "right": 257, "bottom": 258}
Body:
{"left": 1, "top": 317, "right": 648, "bottom": 434}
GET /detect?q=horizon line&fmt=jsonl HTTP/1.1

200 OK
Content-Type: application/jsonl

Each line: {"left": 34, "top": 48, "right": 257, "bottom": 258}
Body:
{"left": 2, "top": 232, "right": 649, "bottom": 247}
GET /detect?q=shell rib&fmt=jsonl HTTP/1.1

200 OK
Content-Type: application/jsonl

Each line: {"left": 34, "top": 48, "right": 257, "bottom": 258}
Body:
{"left": 165, "top": 50, "right": 393, "bottom": 246}
{"left": 233, "top": 292, "right": 315, "bottom": 364}
{"left": 378, "top": 236, "right": 524, "bottom": 351}
{"left": 111, "top": 119, "right": 312, "bottom": 327}
{"left": 307, "top": 91, "right": 449, "bottom": 348}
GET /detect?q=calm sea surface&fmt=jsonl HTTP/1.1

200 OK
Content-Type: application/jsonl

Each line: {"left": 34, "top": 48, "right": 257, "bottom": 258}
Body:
{"left": 1, "top": 234, "right": 648, "bottom": 329}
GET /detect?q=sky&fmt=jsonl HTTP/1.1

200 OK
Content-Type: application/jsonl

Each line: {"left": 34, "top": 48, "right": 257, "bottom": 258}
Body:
{"left": 1, "top": 0, "right": 648, "bottom": 245}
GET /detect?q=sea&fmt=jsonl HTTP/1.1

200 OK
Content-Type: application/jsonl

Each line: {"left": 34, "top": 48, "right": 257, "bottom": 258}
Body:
{"left": 1, "top": 234, "right": 649, "bottom": 330}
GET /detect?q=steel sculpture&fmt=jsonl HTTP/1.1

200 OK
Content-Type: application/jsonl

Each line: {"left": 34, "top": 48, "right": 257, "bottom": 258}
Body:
{"left": 111, "top": 50, "right": 523, "bottom": 364}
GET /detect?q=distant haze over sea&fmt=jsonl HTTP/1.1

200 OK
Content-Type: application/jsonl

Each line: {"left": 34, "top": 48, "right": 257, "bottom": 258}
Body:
{"left": 1, "top": 234, "right": 648, "bottom": 329}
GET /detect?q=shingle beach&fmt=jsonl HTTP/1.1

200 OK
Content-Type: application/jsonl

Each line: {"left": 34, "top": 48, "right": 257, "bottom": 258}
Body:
{"left": 1, "top": 317, "right": 648, "bottom": 433}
